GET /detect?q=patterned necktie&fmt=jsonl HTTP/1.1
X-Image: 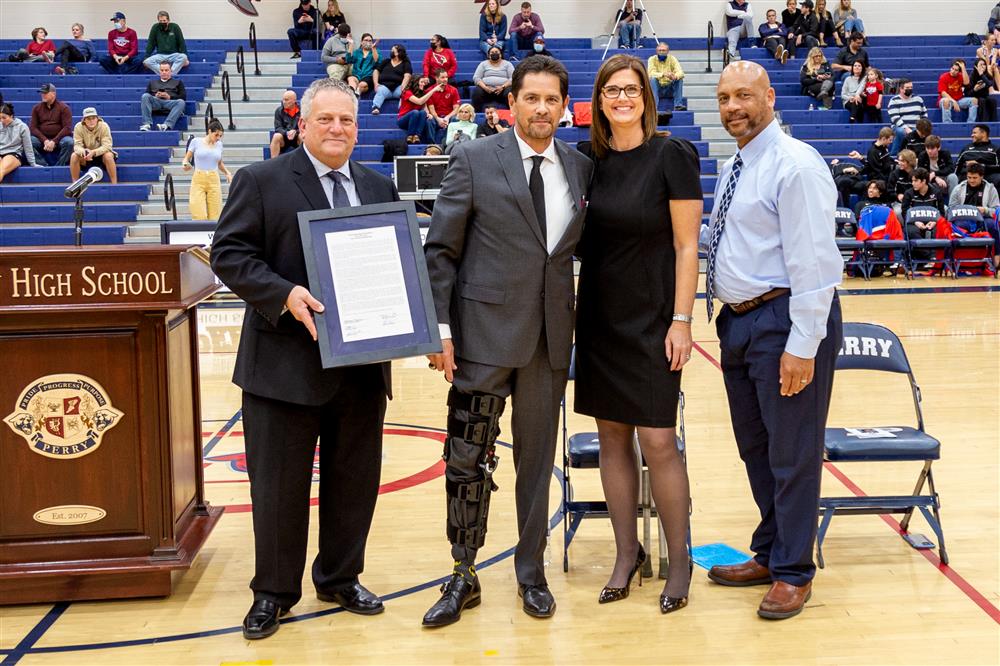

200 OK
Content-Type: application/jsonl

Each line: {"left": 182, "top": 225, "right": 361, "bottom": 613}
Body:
{"left": 326, "top": 170, "right": 352, "bottom": 208}
{"left": 528, "top": 155, "right": 547, "bottom": 242}
{"left": 705, "top": 152, "right": 744, "bottom": 322}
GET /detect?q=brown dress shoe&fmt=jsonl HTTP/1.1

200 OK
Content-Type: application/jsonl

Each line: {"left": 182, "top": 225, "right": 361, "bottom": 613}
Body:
{"left": 707, "top": 559, "right": 772, "bottom": 587}
{"left": 758, "top": 581, "right": 812, "bottom": 620}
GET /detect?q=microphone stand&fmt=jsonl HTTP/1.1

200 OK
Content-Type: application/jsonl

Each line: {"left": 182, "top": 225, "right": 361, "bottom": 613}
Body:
{"left": 72, "top": 194, "right": 85, "bottom": 247}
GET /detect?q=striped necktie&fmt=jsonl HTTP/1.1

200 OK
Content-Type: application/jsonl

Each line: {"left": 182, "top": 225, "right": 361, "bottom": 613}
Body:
{"left": 705, "top": 152, "right": 743, "bottom": 322}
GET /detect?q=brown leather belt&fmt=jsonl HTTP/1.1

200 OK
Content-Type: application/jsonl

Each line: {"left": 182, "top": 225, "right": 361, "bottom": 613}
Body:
{"left": 727, "top": 288, "right": 790, "bottom": 315}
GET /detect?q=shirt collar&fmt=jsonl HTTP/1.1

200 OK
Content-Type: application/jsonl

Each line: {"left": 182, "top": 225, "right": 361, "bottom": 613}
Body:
{"left": 513, "top": 127, "right": 557, "bottom": 164}
{"left": 737, "top": 118, "right": 782, "bottom": 166}
{"left": 303, "top": 144, "right": 352, "bottom": 182}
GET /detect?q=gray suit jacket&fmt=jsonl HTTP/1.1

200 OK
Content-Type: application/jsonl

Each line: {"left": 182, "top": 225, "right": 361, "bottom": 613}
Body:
{"left": 424, "top": 128, "right": 593, "bottom": 370}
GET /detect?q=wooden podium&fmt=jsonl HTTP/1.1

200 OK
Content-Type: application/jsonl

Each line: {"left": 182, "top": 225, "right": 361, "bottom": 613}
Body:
{"left": 0, "top": 245, "right": 223, "bottom": 605}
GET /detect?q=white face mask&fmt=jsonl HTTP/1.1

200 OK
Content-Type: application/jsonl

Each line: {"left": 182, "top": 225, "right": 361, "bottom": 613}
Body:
{"left": 116, "top": 21, "right": 125, "bottom": 30}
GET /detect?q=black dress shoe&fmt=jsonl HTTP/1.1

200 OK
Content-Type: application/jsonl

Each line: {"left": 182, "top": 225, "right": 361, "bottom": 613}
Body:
{"left": 422, "top": 574, "right": 482, "bottom": 628}
{"left": 317, "top": 582, "right": 384, "bottom": 615}
{"left": 242, "top": 599, "right": 288, "bottom": 640}
{"left": 518, "top": 583, "right": 556, "bottom": 618}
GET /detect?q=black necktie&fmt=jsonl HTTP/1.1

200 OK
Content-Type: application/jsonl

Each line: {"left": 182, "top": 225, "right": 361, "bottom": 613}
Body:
{"left": 529, "top": 155, "right": 547, "bottom": 241}
{"left": 326, "top": 170, "right": 351, "bottom": 208}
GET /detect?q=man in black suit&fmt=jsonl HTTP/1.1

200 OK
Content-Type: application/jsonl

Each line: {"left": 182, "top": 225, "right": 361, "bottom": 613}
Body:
{"left": 211, "top": 77, "right": 399, "bottom": 640}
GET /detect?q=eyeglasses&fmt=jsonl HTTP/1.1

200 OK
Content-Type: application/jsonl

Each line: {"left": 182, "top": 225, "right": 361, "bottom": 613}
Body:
{"left": 601, "top": 84, "right": 643, "bottom": 99}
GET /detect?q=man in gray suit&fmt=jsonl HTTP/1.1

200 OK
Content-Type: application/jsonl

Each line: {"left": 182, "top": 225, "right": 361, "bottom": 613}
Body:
{"left": 422, "top": 56, "right": 593, "bottom": 627}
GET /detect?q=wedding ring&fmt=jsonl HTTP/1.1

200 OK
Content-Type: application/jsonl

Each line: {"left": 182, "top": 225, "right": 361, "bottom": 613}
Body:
{"left": 800, "top": 379, "right": 808, "bottom": 384}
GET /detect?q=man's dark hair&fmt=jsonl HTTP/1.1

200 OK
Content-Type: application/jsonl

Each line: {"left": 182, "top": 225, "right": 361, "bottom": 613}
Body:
{"left": 511, "top": 55, "right": 568, "bottom": 101}
{"left": 521, "top": 1, "right": 531, "bottom": 8}
{"left": 975, "top": 123, "right": 991, "bottom": 137}
{"left": 916, "top": 118, "right": 932, "bottom": 135}
{"left": 968, "top": 161, "right": 986, "bottom": 175}
{"left": 869, "top": 179, "right": 887, "bottom": 196}
{"left": 911, "top": 167, "right": 930, "bottom": 182}
{"left": 850, "top": 31, "right": 864, "bottom": 43}
{"left": 952, "top": 59, "right": 966, "bottom": 68}
{"left": 925, "top": 134, "right": 942, "bottom": 149}
{"left": 895, "top": 77, "right": 911, "bottom": 88}
{"left": 432, "top": 68, "right": 448, "bottom": 79}
{"left": 157, "top": 10, "right": 170, "bottom": 20}
{"left": 337, "top": 23, "right": 350, "bottom": 36}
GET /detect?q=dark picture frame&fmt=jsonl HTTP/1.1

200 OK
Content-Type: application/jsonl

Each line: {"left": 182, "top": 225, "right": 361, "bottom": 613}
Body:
{"left": 298, "top": 201, "right": 441, "bottom": 368}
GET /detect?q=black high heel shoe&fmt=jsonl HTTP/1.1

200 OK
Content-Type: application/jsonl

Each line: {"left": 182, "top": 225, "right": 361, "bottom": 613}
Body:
{"left": 598, "top": 545, "right": 646, "bottom": 604}
{"left": 659, "top": 558, "right": 693, "bottom": 614}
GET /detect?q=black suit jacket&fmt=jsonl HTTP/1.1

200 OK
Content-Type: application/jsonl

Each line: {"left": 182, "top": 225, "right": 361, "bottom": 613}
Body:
{"left": 211, "top": 147, "right": 399, "bottom": 405}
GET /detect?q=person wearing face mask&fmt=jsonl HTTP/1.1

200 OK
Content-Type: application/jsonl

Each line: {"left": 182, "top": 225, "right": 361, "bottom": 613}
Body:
{"left": 647, "top": 42, "right": 686, "bottom": 111}
{"left": 471, "top": 46, "right": 514, "bottom": 112}
{"left": 346, "top": 33, "right": 380, "bottom": 96}
{"left": 371, "top": 44, "right": 412, "bottom": 115}
{"left": 321, "top": 23, "right": 353, "bottom": 82}
{"left": 422, "top": 34, "right": 457, "bottom": 79}
{"left": 99, "top": 12, "right": 142, "bottom": 75}
{"left": 143, "top": 11, "right": 189, "bottom": 76}
{"left": 531, "top": 35, "right": 554, "bottom": 57}
{"left": 886, "top": 78, "right": 928, "bottom": 156}
{"left": 510, "top": 2, "right": 545, "bottom": 59}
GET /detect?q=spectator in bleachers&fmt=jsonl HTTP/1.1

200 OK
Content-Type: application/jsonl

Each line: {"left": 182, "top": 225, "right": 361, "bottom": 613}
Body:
{"left": 143, "top": 11, "right": 188, "bottom": 76}
{"left": 835, "top": 128, "right": 890, "bottom": 205}
{"left": 990, "top": 3, "right": 1000, "bottom": 35}
{"left": 615, "top": 0, "right": 644, "bottom": 50}
{"left": 371, "top": 44, "right": 412, "bottom": 115}
{"left": 322, "top": 23, "right": 353, "bottom": 81}
{"left": 886, "top": 78, "right": 928, "bottom": 155}
{"left": 853, "top": 179, "right": 889, "bottom": 217}
{"left": 831, "top": 32, "right": 867, "bottom": 81}
{"left": 397, "top": 76, "right": 435, "bottom": 144}
{"left": 938, "top": 59, "right": 978, "bottom": 123}
{"left": 832, "top": 0, "right": 865, "bottom": 45}
{"left": 813, "top": 0, "right": 837, "bottom": 47}
{"left": 531, "top": 35, "right": 555, "bottom": 57}
{"left": 510, "top": 2, "right": 544, "bottom": 59}
{"left": 0, "top": 104, "right": 36, "bottom": 183}
{"left": 758, "top": 9, "right": 789, "bottom": 64}
{"left": 477, "top": 104, "right": 510, "bottom": 136}
{"left": 901, "top": 116, "right": 932, "bottom": 155}
{"left": 183, "top": 118, "right": 231, "bottom": 220}
{"left": 781, "top": 0, "right": 800, "bottom": 32}
{"left": 422, "top": 34, "right": 457, "bottom": 79}
{"left": 9, "top": 27, "right": 56, "bottom": 63}
{"left": 479, "top": 0, "right": 508, "bottom": 59}
{"left": 950, "top": 162, "right": 999, "bottom": 218}
{"left": 919, "top": 134, "right": 958, "bottom": 192}
{"left": 346, "top": 33, "right": 380, "bottom": 96}
{"left": 860, "top": 66, "right": 883, "bottom": 123}
{"left": 444, "top": 103, "right": 478, "bottom": 152}
{"left": 799, "top": 47, "right": 834, "bottom": 109}
{"left": 841, "top": 61, "right": 865, "bottom": 123}
{"left": 887, "top": 148, "right": 918, "bottom": 213}
{"left": 471, "top": 46, "right": 513, "bottom": 112}
{"left": 901, "top": 167, "right": 945, "bottom": 218}
{"left": 70, "top": 107, "right": 117, "bottom": 184}
{"left": 321, "top": 0, "right": 346, "bottom": 41}
{"left": 647, "top": 42, "right": 686, "bottom": 110}
{"left": 29, "top": 83, "right": 73, "bottom": 167}
{"left": 53, "top": 23, "right": 95, "bottom": 75}
{"left": 724, "top": 0, "right": 755, "bottom": 60}
{"left": 424, "top": 144, "right": 443, "bottom": 156}
{"left": 956, "top": 123, "right": 1000, "bottom": 186}
{"left": 288, "top": 0, "right": 319, "bottom": 59}
{"left": 788, "top": 0, "right": 821, "bottom": 60}
{"left": 975, "top": 34, "right": 999, "bottom": 65}
{"left": 968, "top": 58, "right": 998, "bottom": 122}
{"left": 100, "top": 12, "right": 142, "bottom": 75}
{"left": 426, "top": 69, "right": 461, "bottom": 144}
{"left": 140, "top": 62, "right": 186, "bottom": 131}
{"left": 270, "top": 90, "right": 301, "bottom": 157}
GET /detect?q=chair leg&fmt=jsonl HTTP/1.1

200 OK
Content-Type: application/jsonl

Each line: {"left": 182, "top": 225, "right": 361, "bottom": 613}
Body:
{"left": 900, "top": 461, "right": 932, "bottom": 532}
{"left": 816, "top": 507, "right": 835, "bottom": 569}
{"left": 926, "top": 468, "right": 948, "bottom": 565}
{"left": 641, "top": 466, "right": 653, "bottom": 578}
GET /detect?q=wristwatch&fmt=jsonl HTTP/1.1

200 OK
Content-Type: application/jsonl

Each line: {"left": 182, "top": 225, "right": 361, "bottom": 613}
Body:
{"left": 672, "top": 314, "right": 693, "bottom": 324}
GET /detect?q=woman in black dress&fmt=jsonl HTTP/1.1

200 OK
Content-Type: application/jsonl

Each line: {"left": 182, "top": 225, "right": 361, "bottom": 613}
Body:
{"left": 575, "top": 54, "right": 702, "bottom": 613}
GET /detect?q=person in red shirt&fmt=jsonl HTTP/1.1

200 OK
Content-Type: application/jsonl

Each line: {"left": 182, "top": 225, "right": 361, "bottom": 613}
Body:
{"left": 422, "top": 34, "right": 457, "bottom": 79}
{"left": 397, "top": 76, "right": 437, "bottom": 144}
{"left": 99, "top": 12, "right": 143, "bottom": 75}
{"left": 426, "top": 69, "right": 461, "bottom": 144}
{"left": 938, "top": 59, "right": 979, "bottom": 123}
{"left": 862, "top": 66, "right": 883, "bottom": 123}
{"left": 10, "top": 27, "right": 55, "bottom": 62}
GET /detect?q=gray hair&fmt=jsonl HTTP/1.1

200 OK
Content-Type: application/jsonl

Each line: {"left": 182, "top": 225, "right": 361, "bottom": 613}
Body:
{"left": 300, "top": 78, "right": 359, "bottom": 119}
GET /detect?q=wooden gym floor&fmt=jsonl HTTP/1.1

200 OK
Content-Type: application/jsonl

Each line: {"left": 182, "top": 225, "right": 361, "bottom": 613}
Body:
{"left": 1, "top": 275, "right": 998, "bottom": 665}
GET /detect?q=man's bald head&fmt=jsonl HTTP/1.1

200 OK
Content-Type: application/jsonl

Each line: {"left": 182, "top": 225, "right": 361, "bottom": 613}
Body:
{"left": 716, "top": 62, "right": 776, "bottom": 147}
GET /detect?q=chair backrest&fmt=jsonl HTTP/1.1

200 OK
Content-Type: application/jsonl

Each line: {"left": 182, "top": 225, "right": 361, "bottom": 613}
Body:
{"left": 495, "top": 109, "right": 513, "bottom": 125}
{"left": 834, "top": 207, "right": 857, "bottom": 237}
{"left": 836, "top": 322, "right": 913, "bottom": 374}
{"left": 948, "top": 204, "right": 984, "bottom": 231}
{"left": 906, "top": 205, "right": 942, "bottom": 226}
{"left": 573, "top": 101, "right": 592, "bottom": 127}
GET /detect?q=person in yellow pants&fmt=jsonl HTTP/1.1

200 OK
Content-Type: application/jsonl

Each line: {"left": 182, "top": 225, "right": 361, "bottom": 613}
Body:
{"left": 183, "top": 118, "right": 231, "bottom": 220}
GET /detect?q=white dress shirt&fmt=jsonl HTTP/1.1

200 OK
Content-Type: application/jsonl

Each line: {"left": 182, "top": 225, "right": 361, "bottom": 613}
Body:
{"left": 513, "top": 129, "right": 575, "bottom": 255}
{"left": 302, "top": 144, "right": 361, "bottom": 207}
{"left": 704, "top": 118, "right": 842, "bottom": 358}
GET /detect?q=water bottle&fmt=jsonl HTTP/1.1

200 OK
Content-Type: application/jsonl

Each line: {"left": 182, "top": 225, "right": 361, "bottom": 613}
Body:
{"left": 544, "top": 529, "right": 552, "bottom": 568}
{"left": 809, "top": 103, "right": 815, "bottom": 111}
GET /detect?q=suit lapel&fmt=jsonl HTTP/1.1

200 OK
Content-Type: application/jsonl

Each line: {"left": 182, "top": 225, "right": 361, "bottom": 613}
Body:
{"left": 550, "top": 138, "right": 587, "bottom": 256}
{"left": 496, "top": 130, "right": 547, "bottom": 250}
{"left": 349, "top": 161, "right": 373, "bottom": 204}
{"left": 290, "top": 147, "right": 332, "bottom": 210}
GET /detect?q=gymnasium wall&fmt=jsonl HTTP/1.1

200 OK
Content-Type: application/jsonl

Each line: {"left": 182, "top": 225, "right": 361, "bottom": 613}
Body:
{"left": 0, "top": 0, "right": 990, "bottom": 42}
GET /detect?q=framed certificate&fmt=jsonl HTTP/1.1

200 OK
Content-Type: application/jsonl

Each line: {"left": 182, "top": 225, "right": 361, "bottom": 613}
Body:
{"left": 298, "top": 201, "right": 442, "bottom": 368}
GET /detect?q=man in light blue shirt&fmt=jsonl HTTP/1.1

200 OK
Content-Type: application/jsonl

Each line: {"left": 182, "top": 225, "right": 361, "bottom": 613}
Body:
{"left": 702, "top": 61, "right": 843, "bottom": 620}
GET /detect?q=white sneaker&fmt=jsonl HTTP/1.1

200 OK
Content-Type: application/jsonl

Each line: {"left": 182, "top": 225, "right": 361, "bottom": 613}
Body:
{"left": 139, "top": 124, "right": 151, "bottom": 131}
{"left": 156, "top": 123, "right": 169, "bottom": 131}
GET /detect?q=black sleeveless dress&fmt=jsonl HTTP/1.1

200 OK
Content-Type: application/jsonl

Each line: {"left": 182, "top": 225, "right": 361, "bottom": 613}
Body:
{"left": 574, "top": 136, "right": 703, "bottom": 427}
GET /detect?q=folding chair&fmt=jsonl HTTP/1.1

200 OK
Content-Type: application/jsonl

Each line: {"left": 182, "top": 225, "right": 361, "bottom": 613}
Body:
{"left": 834, "top": 207, "right": 866, "bottom": 278}
{"left": 560, "top": 346, "right": 689, "bottom": 579}
{"left": 861, "top": 205, "right": 911, "bottom": 278}
{"left": 946, "top": 205, "right": 996, "bottom": 277}
{"left": 817, "top": 322, "right": 947, "bottom": 568}
{"left": 905, "top": 206, "right": 953, "bottom": 276}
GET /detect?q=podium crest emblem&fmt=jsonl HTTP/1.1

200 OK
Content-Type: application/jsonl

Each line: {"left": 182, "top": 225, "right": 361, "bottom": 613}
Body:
{"left": 4, "top": 374, "right": 124, "bottom": 459}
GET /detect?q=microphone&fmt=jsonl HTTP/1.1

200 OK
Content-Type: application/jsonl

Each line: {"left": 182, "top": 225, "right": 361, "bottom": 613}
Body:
{"left": 64, "top": 167, "right": 104, "bottom": 199}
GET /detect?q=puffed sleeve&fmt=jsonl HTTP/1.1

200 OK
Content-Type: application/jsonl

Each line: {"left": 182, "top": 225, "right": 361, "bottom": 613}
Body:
{"left": 661, "top": 137, "right": 703, "bottom": 200}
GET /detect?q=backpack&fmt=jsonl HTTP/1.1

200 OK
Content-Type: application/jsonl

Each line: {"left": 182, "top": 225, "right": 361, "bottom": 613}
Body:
{"left": 381, "top": 139, "right": 408, "bottom": 163}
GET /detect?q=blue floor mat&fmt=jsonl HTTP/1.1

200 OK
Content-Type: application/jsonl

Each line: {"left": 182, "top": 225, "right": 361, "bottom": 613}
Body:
{"left": 691, "top": 543, "right": 752, "bottom": 570}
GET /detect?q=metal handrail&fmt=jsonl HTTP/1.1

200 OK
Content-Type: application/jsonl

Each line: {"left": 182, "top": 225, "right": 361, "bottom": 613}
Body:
{"left": 706, "top": 21, "right": 715, "bottom": 73}
{"left": 204, "top": 102, "right": 215, "bottom": 134}
{"left": 249, "top": 22, "right": 261, "bottom": 76}
{"left": 236, "top": 45, "right": 249, "bottom": 102}
{"left": 221, "top": 71, "right": 236, "bottom": 131}
{"left": 164, "top": 173, "right": 178, "bottom": 221}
